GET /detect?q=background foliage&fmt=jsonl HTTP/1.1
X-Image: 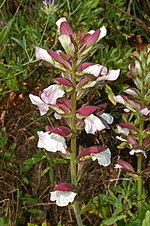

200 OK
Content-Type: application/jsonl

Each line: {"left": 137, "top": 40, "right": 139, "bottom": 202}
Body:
{"left": 0, "top": 0, "right": 149, "bottom": 225}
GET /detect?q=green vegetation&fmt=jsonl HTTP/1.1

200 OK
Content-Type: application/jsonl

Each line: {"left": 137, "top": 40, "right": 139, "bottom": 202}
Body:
{"left": 0, "top": 0, "right": 149, "bottom": 225}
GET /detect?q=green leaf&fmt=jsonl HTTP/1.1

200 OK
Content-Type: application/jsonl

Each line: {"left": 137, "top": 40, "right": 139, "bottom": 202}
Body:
{"left": 128, "top": 219, "right": 142, "bottom": 226}
{"left": 41, "top": 166, "right": 50, "bottom": 177}
{"left": 57, "top": 221, "right": 62, "bottom": 226}
{"left": 41, "top": 220, "right": 47, "bottom": 226}
{"left": 105, "top": 85, "right": 116, "bottom": 105}
{"left": 0, "top": 19, "right": 14, "bottom": 42}
{"left": 6, "top": 74, "right": 19, "bottom": 90}
{"left": 11, "top": 37, "right": 26, "bottom": 49}
{"left": 27, "top": 209, "right": 43, "bottom": 214}
{"left": 142, "top": 210, "right": 150, "bottom": 226}
{"left": 102, "top": 215, "right": 126, "bottom": 225}
{"left": 23, "top": 151, "right": 46, "bottom": 165}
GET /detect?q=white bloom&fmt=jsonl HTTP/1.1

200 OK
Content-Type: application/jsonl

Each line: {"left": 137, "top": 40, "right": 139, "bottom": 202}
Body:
{"left": 140, "top": 107, "right": 150, "bottom": 116}
{"left": 41, "top": 84, "right": 65, "bottom": 104}
{"left": 84, "top": 113, "right": 113, "bottom": 134}
{"left": 116, "top": 136, "right": 127, "bottom": 142}
{"left": 116, "top": 125, "right": 129, "bottom": 136}
{"left": 54, "top": 112, "right": 62, "bottom": 119}
{"left": 100, "top": 113, "right": 114, "bottom": 124}
{"left": 29, "top": 94, "right": 49, "bottom": 116}
{"left": 82, "top": 64, "right": 104, "bottom": 77}
{"left": 36, "top": 47, "right": 54, "bottom": 64}
{"left": 37, "top": 131, "right": 67, "bottom": 154}
{"left": 114, "top": 164, "right": 122, "bottom": 169}
{"left": 84, "top": 114, "right": 105, "bottom": 134}
{"left": 29, "top": 84, "right": 64, "bottom": 116}
{"left": 50, "top": 190, "right": 77, "bottom": 207}
{"left": 114, "top": 95, "right": 125, "bottom": 105}
{"left": 56, "top": 17, "right": 67, "bottom": 31}
{"left": 129, "top": 149, "right": 147, "bottom": 158}
{"left": 91, "top": 148, "right": 111, "bottom": 166}
{"left": 98, "top": 26, "right": 107, "bottom": 40}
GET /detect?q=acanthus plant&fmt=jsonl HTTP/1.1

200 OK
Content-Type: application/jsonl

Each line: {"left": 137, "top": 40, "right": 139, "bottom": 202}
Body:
{"left": 29, "top": 17, "right": 120, "bottom": 225}
{"left": 114, "top": 46, "right": 150, "bottom": 220}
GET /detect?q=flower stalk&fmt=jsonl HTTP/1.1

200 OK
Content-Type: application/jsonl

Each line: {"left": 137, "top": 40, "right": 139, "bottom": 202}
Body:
{"left": 30, "top": 17, "right": 120, "bottom": 225}
{"left": 70, "top": 60, "right": 84, "bottom": 225}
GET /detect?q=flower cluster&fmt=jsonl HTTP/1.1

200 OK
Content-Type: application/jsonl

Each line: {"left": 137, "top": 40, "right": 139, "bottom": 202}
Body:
{"left": 114, "top": 47, "right": 150, "bottom": 175}
{"left": 30, "top": 17, "right": 120, "bottom": 208}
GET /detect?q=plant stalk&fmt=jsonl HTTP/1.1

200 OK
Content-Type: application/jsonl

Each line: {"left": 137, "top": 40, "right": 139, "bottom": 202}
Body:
{"left": 70, "top": 61, "right": 84, "bottom": 226}
{"left": 137, "top": 118, "right": 144, "bottom": 219}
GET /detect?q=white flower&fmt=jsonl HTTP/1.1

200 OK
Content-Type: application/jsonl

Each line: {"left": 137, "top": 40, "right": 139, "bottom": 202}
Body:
{"left": 129, "top": 149, "right": 147, "bottom": 158}
{"left": 116, "top": 125, "right": 129, "bottom": 136}
{"left": 140, "top": 107, "right": 150, "bottom": 116}
{"left": 91, "top": 148, "right": 111, "bottom": 166}
{"left": 41, "top": 84, "right": 65, "bottom": 104}
{"left": 84, "top": 114, "right": 105, "bottom": 134}
{"left": 54, "top": 112, "right": 62, "bottom": 119}
{"left": 36, "top": 47, "right": 54, "bottom": 64}
{"left": 29, "top": 84, "right": 64, "bottom": 115}
{"left": 29, "top": 94, "right": 49, "bottom": 116}
{"left": 37, "top": 131, "right": 67, "bottom": 154}
{"left": 84, "top": 113, "right": 113, "bottom": 134}
{"left": 116, "top": 136, "right": 127, "bottom": 142}
{"left": 50, "top": 190, "right": 77, "bottom": 207}
{"left": 56, "top": 17, "right": 67, "bottom": 32}
{"left": 100, "top": 113, "right": 114, "bottom": 124}
{"left": 114, "top": 164, "right": 122, "bottom": 169}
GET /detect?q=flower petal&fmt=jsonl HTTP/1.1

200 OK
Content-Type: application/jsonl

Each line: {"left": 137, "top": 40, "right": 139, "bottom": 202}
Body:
{"left": 84, "top": 114, "right": 105, "bottom": 134}
{"left": 50, "top": 190, "right": 76, "bottom": 207}
{"left": 41, "top": 84, "right": 65, "bottom": 105}
{"left": 37, "top": 131, "right": 67, "bottom": 154}
{"left": 29, "top": 94, "right": 49, "bottom": 115}
{"left": 91, "top": 148, "right": 111, "bottom": 166}
{"left": 58, "top": 34, "right": 75, "bottom": 56}
{"left": 100, "top": 113, "right": 114, "bottom": 124}
{"left": 36, "top": 47, "right": 54, "bottom": 64}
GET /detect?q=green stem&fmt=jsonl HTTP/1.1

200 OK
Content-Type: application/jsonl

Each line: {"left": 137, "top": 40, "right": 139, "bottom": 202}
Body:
{"left": 137, "top": 118, "right": 144, "bottom": 219}
{"left": 137, "top": 84, "right": 145, "bottom": 219}
{"left": 70, "top": 61, "right": 84, "bottom": 226}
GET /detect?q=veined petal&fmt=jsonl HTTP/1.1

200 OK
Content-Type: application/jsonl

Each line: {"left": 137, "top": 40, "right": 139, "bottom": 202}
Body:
{"left": 82, "top": 64, "right": 102, "bottom": 77}
{"left": 58, "top": 34, "right": 75, "bottom": 56}
{"left": 100, "top": 113, "right": 114, "bottom": 124}
{"left": 114, "top": 95, "right": 125, "bottom": 105}
{"left": 91, "top": 148, "right": 111, "bottom": 166}
{"left": 84, "top": 29, "right": 101, "bottom": 47}
{"left": 50, "top": 190, "right": 76, "bottom": 207}
{"left": 97, "top": 26, "right": 107, "bottom": 41}
{"left": 106, "top": 69, "right": 120, "bottom": 81}
{"left": 36, "top": 47, "right": 54, "bottom": 65}
{"left": 29, "top": 94, "right": 49, "bottom": 115}
{"left": 77, "top": 146, "right": 107, "bottom": 160}
{"left": 37, "top": 131, "right": 67, "bottom": 154}
{"left": 77, "top": 105, "right": 98, "bottom": 117}
{"left": 41, "top": 84, "right": 65, "bottom": 105}
{"left": 84, "top": 114, "right": 105, "bottom": 134}
{"left": 116, "top": 125, "right": 129, "bottom": 136}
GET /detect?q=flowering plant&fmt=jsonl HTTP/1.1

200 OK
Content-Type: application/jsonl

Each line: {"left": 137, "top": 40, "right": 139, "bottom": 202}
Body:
{"left": 30, "top": 17, "right": 120, "bottom": 225}
{"left": 114, "top": 47, "right": 150, "bottom": 219}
